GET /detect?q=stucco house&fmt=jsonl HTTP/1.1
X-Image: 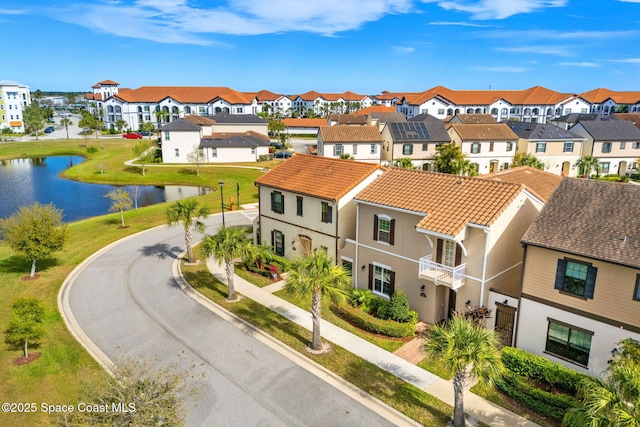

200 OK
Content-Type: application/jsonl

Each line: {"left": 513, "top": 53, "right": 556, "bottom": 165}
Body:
{"left": 504, "top": 121, "right": 585, "bottom": 177}
{"left": 447, "top": 123, "right": 519, "bottom": 174}
{"left": 516, "top": 178, "right": 640, "bottom": 374}
{"left": 282, "top": 118, "right": 327, "bottom": 137}
{"left": 317, "top": 126, "right": 383, "bottom": 163}
{"left": 254, "top": 154, "right": 385, "bottom": 261}
{"left": 380, "top": 119, "right": 450, "bottom": 170}
{"left": 341, "top": 168, "right": 546, "bottom": 326}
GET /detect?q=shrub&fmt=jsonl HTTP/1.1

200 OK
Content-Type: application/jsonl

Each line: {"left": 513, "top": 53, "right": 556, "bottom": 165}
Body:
{"left": 501, "top": 371, "right": 580, "bottom": 410}
{"left": 495, "top": 375, "right": 567, "bottom": 422}
{"left": 387, "top": 290, "right": 418, "bottom": 323}
{"left": 375, "top": 298, "right": 390, "bottom": 320}
{"left": 349, "top": 289, "right": 375, "bottom": 313}
{"left": 332, "top": 304, "right": 416, "bottom": 337}
{"left": 501, "top": 346, "right": 588, "bottom": 394}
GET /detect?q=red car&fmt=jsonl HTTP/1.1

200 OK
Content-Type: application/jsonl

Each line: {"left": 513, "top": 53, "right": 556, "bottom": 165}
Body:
{"left": 122, "top": 132, "right": 143, "bottom": 139}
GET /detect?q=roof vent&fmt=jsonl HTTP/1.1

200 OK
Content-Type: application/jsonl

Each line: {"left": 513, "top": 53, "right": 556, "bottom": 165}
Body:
{"left": 621, "top": 236, "right": 627, "bottom": 242}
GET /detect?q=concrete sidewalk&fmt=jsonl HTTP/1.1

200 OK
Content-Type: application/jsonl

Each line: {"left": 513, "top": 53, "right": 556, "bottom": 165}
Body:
{"left": 206, "top": 259, "right": 539, "bottom": 427}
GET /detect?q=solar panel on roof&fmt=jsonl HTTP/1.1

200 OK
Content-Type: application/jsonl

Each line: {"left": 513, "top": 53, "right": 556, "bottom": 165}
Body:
{"left": 390, "top": 122, "right": 431, "bottom": 141}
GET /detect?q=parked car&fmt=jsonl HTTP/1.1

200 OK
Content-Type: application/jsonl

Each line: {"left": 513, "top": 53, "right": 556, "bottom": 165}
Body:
{"left": 138, "top": 130, "right": 153, "bottom": 136}
{"left": 270, "top": 141, "right": 282, "bottom": 149}
{"left": 44, "top": 126, "right": 55, "bottom": 134}
{"left": 122, "top": 132, "right": 143, "bottom": 139}
{"left": 273, "top": 151, "right": 292, "bottom": 159}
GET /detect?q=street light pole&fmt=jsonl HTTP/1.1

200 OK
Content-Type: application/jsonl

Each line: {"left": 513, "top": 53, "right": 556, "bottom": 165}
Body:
{"left": 219, "top": 181, "right": 225, "bottom": 227}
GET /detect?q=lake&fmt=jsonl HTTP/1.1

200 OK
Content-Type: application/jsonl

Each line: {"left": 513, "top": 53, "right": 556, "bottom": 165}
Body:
{"left": 0, "top": 156, "right": 213, "bottom": 222}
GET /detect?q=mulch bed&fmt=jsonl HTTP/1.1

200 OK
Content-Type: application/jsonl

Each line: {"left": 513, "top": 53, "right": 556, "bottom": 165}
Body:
{"left": 21, "top": 274, "right": 40, "bottom": 281}
{"left": 13, "top": 352, "right": 41, "bottom": 366}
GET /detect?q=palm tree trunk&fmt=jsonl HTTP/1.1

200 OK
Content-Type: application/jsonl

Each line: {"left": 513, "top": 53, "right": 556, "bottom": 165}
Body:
{"left": 120, "top": 210, "right": 125, "bottom": 227}
{"left": 185, "top": 227, "right": 193, "bottom": 263}
{"left": 225, "top": 260, "right": 236, "bottom": 300}
{"left": 311, "top": 290, "right": 323, "bottom": 350}
{"left": 30, "top": 259, "right": 37, "bottom": 278}
{"left": 452, "top": 371, "right": 466, "bottom": 427}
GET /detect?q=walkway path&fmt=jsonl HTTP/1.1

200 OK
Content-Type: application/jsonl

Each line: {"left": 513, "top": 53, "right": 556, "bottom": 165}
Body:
{"left": 205, "top": 258, "right": 540, "bottom": 427}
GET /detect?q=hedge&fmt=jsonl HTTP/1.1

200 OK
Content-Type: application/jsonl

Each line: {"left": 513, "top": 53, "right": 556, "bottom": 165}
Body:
{"left": 501, "top": 346, "right": 588, "bottom": 394}
{"left": 495, "top": 376, "right": 567, "bottom": 422}
{"left": 332, "top": 304, "right": 416, "bottom": 338}
{"left": 501, "top": 371, "right": 580, "bottom": 411}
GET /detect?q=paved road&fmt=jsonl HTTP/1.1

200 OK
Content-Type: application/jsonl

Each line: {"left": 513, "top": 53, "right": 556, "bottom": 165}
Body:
{"left": 61, "top": 211, "right": 399, "bottom": 426}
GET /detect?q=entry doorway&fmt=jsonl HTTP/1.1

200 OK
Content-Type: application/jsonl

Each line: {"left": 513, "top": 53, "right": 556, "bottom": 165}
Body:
{"left": 298, "top": 235, "right": 312, "bottom": 255}
{"left": 447, "top": 288, "right": 457, "bottom": 319}
{"left": 494, "top": 303, "right": 516, "bottom": 347}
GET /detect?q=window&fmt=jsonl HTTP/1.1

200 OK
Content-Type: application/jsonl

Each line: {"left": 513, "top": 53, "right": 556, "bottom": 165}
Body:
{"left": 352, "top": 144, "right": 358, "bottom": 155}
{"left": 174, "top": 149, "right": 179, "bottom": 157}
{"left": 471, "top": 142, "right": 481, "bottom": 154}
{"left": 271, "top": 191, "right": 284, "bottom": 214}
{"left": 272, "top": 230, "right": 285, "bottom": 256}
{"left": 506, "top": 142, "right": 513, "bottom": 152}
{"left": 342, "top": 258, "right": 353, "bottom": 277}
{"left": 296, "top": 196, "right": 303, "bottom": 216}
{"left": 634, "top": 275, "right": 640, "bottom": 301}
{"left": 402, "top": 144, "right": 413, "bottom": 155}
{"left": 489, "top": 142, "right": 494, "bottom": 152}
{"left": 421, "top": 109, "right": 428, "bottom": 114}
{"left": 565, "top": 108, "right": 572, "bottom": 114}
{"left": 438, "top": 109, "right": 445, "bottom": 115}
{"left": 600, "top": 162, "right": 610, "bottom": 174}
{"left": 236, "top": 107, "right": 243, "bottom": 113}
{"left": 321, "top": 202, "right": 333, "bottom": 223}
{"left": 164, "top": 131, "right": 170, "bottom": 141}
{"left": 602, "top": 142, "right": 612, "bottom": 153}
{"left": 563, "top": 142, "right": 574, "bottom": 153}
{"left": 620, "top": 142, "right": 626, "bottom": 150}
{"left": 545, "top": 320, "right": 593, "bottom": 366}
{"left": 333, "top": 144, "right": 343, "bottom": 156}
{"left": 369, "top": 264, "right": 394, "bottom": 297}
{"left": 554, "top": 259, "right": 597, "bottom": 298}
{"left": 251, "top": 147, "right": 256, "bottom": 155}
{"left": 211, "top": 148, "right": 217, "bottom": 157}
{"left": 534, "top": 142, "right": 546, "bottom": 153}
{"left": 581, "top": 108, "right": 588, "bottom": 113}
{"left": 634, "top": 142, "right": 640, "bottom": 149}
{"left": 422, "top": 142, "right": 429, "bottom": 151}
{"left": 373, "top": 214, "right": 395, "bottom": 245}
{"left": 370, "top": 144, "right": 377, "bottom": 154}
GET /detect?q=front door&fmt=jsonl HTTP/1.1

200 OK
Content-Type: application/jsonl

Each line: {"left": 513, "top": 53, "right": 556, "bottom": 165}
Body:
{"left": 494, "top": 303, "right": 516, "bottom": 347}
{"left": 298, "top": 235, "right": 312, "bottom": 255}
{"left": 447, "top": 288, "right": 457, "bottom": 319}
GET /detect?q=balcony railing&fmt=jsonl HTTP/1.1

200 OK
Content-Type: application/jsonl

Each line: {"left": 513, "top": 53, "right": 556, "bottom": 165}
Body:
{"left": 418, "top": 254, "right": 466, "bottom": 290}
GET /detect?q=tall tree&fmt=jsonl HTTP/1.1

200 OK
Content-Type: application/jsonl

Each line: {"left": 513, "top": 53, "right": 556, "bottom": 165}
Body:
{"left": 434, "top": 144, "right": 471, "bottom": 175}
{"left": 564, "top": 338, "right": 640, "bottom": 427}
{"left": 284, "top": 249, "right": 351, "bottom": 352}
{"left": 60, "top": 117, "right": 73, "bottom": 139}
{"left": 512, "top": 153, "right": 545, "bottom": 170}
{"left": 393, "top": 157, "right": 416, "bottom": 169}
{"left": 115, "top": 119, "right": 127, "bottom": 132}
{"left": 0, "top": 202, "right": 67, "bottom": 278}
{"left": 23, "top": 101, "right": 45, "bottom": 140}
{"left": 575, "top": 155, "right": 601, "bottom": 179}
{"left": 140, "top": 121, "right": 156, "bottom": 139}
{"left": 200, "top": 225, "right": 251, "bottom": 301}
{"left": 166, "top": 198, "right": 209, "bottom": 264}
{"left": 423, "top": 315, "right": 504, "bottom": 427}
{"left": 132, "top": 140, "right": 156, "bottom": 176}
{"left": 155, "top": 108, "right": 170, "bottom": 126}
{"left": 106, "top": 189, "right": 133, "bottom": 228}
{"left": 186, "top": 145, "right": 206, "bottom": 176}
{"left": 5, "top": 297, "right": 45, "bottom": 358}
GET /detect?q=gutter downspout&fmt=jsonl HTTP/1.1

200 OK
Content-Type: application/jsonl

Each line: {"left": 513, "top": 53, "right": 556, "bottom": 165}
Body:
{"left": 354, "top": 201, "right": 360, "bottom": 288}
{"left": 513, "top": 243, "right": 528, "bottom": 348}
{"left": 480, "top": 228, "right": 490, "bottom": 307}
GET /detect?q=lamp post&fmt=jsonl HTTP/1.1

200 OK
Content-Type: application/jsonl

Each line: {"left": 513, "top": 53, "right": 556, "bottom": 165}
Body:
{"left": 219, "top": 181, "right": 225, "bottom": 227}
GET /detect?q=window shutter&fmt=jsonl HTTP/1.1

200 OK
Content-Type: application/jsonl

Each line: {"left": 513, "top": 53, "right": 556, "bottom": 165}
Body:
{"left": 280, "top": 195, "right": 285, "bottom": 214}
{"left": 436, "top": 239, "right": 443, "bottom": 263}
{"left": 373, "top": 215, "right": 379, "bottom": 241}
{"left": 554, "top": 259, "right": 567, "bottom": 290}
{"left": 328, "top": 205, "right": 333, "bottom": 223}
{"left": 368, "top": 264, "right": 373, "bottom": 290}
{"left": 389, "top": 219, "right": 395, "bottom": 245}
{"left": 389, "top": 271, "right": 396, "bottom": 295}
{"left": 270, "top": 192, "right": 275, "bottom": 212}
{"left": 455, "top": 243, "right": 462, "bottom": 266}
{"left": 584, "top": 265, "right": 597, "bottom": 299}
{"left": 271, "top": 230, "right": 275, "bottom": 249}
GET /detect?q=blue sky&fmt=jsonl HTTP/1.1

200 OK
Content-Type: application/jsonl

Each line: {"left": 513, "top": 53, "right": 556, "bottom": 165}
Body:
{"left": 2, "top": 1, "right": 639, "bottom": 95}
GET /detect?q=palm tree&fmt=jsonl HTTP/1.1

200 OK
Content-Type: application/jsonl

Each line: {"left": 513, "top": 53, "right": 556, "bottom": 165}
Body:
{"left": 200, "top": 225, "right": 251, "bottom": 301}
{"left": 284, "top": 249, "right": 351, "bottom": 352}
{"left": 575, "top": 155, "right": 601, "bottom": 178}
{"left": 393, "top": 157, "right": 416, "bottom": 169}
{"left": 166, "top": 198, "right": 209, "bottom": 264}
{"left": 512, "top": 153, "right": 545, "bottom": 170}
{"left": 115, "top": 119, "right": 127, "bottom": 132}
{"left": 60, "top": 117, "right": 72, "bottom": 139}
{"left": 564, "top": 338, "right": 640, "bottom": 427}
{"left": 423, "top": 315, "right": 504, "bottom": 427}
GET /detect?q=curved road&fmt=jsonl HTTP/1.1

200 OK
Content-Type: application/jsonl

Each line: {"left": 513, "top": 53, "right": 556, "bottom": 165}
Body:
{"left": 60, "top": 211, "right": 401, "bottom": 426}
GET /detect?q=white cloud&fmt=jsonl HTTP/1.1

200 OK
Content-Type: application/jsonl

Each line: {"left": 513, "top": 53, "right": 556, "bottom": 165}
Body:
{"left": 0, "top": 8, "right": 29, "bottom": 14}
{"left": 558, "top": 62, "right": 600, "bottom": 67}
{"left": 428, "top": 20, "right": 490, "bottom": 27}
{"left": 392, "top": 46, "right": 415, "bottom": 54}
{"left": 422, "top": 0, "right": 567, "bottom": 20}
{"left": 56, "top": 0, "right": 414, "bottom": 44}
{"left": 619, "top": 0, "right": 640, "bottom": 3}
{"left": 609, "top": 58, "right": 640, "bottom": 63}
{"left": 471, "top": 66, "right": 528, "bottom": 72}
{"left": 496, "top": 45, "right": 572, "bottom": 56}
{"left": 478, "top": 29, "right": 639, "bottom": 40}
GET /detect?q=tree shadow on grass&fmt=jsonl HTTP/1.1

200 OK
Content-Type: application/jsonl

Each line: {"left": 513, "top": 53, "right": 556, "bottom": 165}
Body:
{"left": 178, "top": 168, "right": 197, "bottom": 176}
{"left": 102, "top": 216, "right": 121, "bottom": 226}
{"left": 0, "top": 255, "right": 59, "bottom": 275}
{"left": 123, "top": 165, "right": 143, "bottom": 175}
{"left": 140, "top": 243, "right": 182, "bottom": 259}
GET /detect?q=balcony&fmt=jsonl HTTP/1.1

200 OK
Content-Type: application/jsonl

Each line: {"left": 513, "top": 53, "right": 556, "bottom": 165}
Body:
{"left": 418, "top": 254, "right": 466, "bottom": 290}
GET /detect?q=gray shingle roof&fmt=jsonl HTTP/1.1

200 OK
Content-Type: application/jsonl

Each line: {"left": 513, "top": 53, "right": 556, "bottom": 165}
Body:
{"left": 159, "top": 119, "right": 201, "bottom": 131}
{"left": 504, "top": 121, "right": 582, "bottom": 140}
{"left": 553, "top": 113, "right": 618, "bottom": 124}
{"left": 200, "top": 133, "right": 270, "bottom": 148}
{"left": 571, "top": 120, "right": 640, "bottom": 141}
{"left": 522, "top": 178, "right": 640, "bottom": 268}
{"left": 408, "top": 114, "right": 451, "bottom": 141}
{"left": 369, "top": 112, "right": 407, "bottom": 123}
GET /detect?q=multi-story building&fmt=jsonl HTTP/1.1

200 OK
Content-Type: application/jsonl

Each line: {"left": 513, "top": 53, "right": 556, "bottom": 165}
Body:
{"left": 0, "top": 80, "right": 31, "bottom": 133}
{"left": 447, "top": 123, "right": 519, "bottom": 174}
{"left": 317, "top": 126, "right": 383, "bottom": 163}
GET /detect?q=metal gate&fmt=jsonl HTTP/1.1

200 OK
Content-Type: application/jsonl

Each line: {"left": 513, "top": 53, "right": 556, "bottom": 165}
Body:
{"left": 495, "top": 303, "right": 516, "bottom": 347}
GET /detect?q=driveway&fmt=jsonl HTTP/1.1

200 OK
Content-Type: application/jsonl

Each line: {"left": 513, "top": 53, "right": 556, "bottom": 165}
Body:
{"left": 60, "top": 210, "right": 399, "bottom": 426}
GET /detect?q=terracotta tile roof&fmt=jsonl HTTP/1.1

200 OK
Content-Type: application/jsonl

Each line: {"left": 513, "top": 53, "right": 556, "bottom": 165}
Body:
{"left": 403, "top": 86, "right": 573, "bottom": 107}
{"left": 97, "top": 79, "right": 119, "bottom": 85}
{"left": 319, "top": 126, "right": 382, "bottom": 143}
{"left": 282, "top": 118, "right": 327, "bottom": 128}
{"left": 614, "top": 113, "right": 640, "bottom": 130}
{"left": 522, "top": 178, "right": 640, "bottom": 268}
{"left": 578, "top": 88, "right": 640, "bottom": 104}
{"left": 355, "top": 105, "right": 397, "bottom": 115}
{"left": 255, "top": 154, "right": 384, "bottom": 201}
{"left": 448, "top": 123, "right": 518, "bottom": 140}
{"left": 248, "top": 89, "right": 281, "bottom": 102}
{"left": 482, "top": 166, "right": 562, "bottom": 202}
{"left": 329, "top": 114, "right": 367, "bottom": 125}
{"left": 355, "top": 168, "right": 524, "bottom": 237}
{"left": 109, "top": 86, "right": 256, "bottom": 104}
{"left": 184, "top": 115, "right": 215, "bottom": 126}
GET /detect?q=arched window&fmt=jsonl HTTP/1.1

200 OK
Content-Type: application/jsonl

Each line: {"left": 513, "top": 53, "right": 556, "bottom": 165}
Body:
{"left": 466, "top": 108, "right": 474, "bottom": 113}
{"left": 475, "top": 108, "right": 482, "bottom": 114}
{"left": 137, "top": 106, "right": 143, "bottom": 113}
{"left": 454, "top": 108, "right": 460, "bottom": 114}
{"left": 532, "top": 108, "right": 539, "bottom": 115}
{"left": 215, "top": 107, "right": 222, "bottom": 113}
{"left": 172, "top": 106, "right": 179, "bottom": 114}
{"left": 546, "top": 108, "right": 553, "bottom": 116}
{"left": 524, "top": 108, "right": 531, "bottom": 115}
{"left": 447, "top": 108, "right": 453, "bottom": 116}
{"left": 107, "top": 106, "right": 114, "bottom": 113}
{"left": 501, "top": 108, "right": 508, "bottom": 116}
{"left": 115, "top": 106, "right": 121, "bottom": 113}
{"left": 184, "top": 106, "right": 192, "bottom": 114}
{"left": 490, "top": 108, "right": 498, "bottom": 115}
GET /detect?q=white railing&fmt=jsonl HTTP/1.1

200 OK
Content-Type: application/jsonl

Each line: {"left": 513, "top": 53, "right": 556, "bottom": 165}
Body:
{"left": 418, "top": 254, "right": 466, "bottom": 290}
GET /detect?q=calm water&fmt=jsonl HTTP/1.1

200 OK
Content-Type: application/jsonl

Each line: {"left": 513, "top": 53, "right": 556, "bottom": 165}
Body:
{"left": 0, "top": 156, "right": 213, "bottom": 222}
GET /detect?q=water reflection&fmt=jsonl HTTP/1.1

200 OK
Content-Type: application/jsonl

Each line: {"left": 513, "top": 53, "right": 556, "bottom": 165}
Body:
{"left": 0, "top": 156, "right": 213, "bottom": 222}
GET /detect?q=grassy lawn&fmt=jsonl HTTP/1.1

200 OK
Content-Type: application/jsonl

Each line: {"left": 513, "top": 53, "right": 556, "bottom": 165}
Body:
{"left": 182, "top": 256, "right": 453, "bottom": 426}
{"left": 0, "top": 139, "right": 263, "bottom": 425}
